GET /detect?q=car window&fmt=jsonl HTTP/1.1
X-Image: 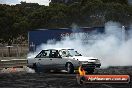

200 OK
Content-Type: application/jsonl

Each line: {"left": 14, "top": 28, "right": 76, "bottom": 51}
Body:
{"left": 59, "top": 50, "right": 69, "bottom": 57}
{"left": 49, "top": 50, "right": 61, "bottom": 58}
{"left": 35, "top": 50, "right": 50, "bottom": 58}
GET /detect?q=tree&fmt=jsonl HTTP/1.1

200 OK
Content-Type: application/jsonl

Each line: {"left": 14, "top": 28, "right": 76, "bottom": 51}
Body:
{"left": 0, "top": 1, "right": 132, "bottom": 46}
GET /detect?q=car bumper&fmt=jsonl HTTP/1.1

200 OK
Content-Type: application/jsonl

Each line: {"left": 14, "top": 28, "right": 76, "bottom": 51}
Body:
{"left": 81, "top": 63, "right": 101, "bottom": 69}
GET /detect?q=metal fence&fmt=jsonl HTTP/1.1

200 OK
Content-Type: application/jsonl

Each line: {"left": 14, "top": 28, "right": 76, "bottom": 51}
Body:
{"left": 0, "top": 44, "right": 28, "bottom": 57}
{"left": 0, "top": 59, "right": 27, "bottom": 70}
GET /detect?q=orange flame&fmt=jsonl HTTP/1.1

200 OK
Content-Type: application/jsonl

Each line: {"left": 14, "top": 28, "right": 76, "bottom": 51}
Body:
{"left": 78, "top": 66, "right": 86, "bottom": 76}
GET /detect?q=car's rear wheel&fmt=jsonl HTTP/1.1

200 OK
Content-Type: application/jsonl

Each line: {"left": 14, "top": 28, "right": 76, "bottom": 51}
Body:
{"left": 66, "top": 63, "right": 74, "bottom": 74}
{"left": 33, "top": 63, "right": 48, "bottom": 73}
{"left": 33, "top": 63, "right": 38, "bottom": 73}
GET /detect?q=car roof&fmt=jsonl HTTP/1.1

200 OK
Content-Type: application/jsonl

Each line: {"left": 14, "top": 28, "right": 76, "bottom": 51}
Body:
{"left": 43, "top": 48, "right": 74, "bottom": 51}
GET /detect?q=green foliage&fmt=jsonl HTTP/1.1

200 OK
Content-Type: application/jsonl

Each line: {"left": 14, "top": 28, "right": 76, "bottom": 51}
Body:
{"left": 101, "top": 0, "right": 128, "bottom": 5}
{"left": 0, "top": 0, "right": 132, "bottom": 44}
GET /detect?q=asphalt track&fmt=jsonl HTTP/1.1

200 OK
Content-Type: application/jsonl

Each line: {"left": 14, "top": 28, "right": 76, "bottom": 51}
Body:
{"left": 0, "top": 66, "right": 132, "bottom": 88}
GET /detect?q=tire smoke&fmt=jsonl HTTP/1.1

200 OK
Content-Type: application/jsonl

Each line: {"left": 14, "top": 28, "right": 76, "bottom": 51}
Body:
{"left": 28, "top": 22, "right": 132, "bottom": 68}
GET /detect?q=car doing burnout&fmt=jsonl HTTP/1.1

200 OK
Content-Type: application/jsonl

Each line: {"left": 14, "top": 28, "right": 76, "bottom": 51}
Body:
{"left": 27, "top": 49, "right": 101, "bottom": 74}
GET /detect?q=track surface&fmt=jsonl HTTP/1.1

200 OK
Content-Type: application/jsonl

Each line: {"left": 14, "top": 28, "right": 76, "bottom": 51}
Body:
{"left": 0, "top": 66, "right": 132, "bottom": 88}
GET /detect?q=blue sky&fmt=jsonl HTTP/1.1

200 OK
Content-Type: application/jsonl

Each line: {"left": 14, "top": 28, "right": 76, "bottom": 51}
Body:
{"left": 0, "top": 0, "right": 51, "bottom": 6}
{"left": 128, "top": 0, "right": 132, "bottom": 4}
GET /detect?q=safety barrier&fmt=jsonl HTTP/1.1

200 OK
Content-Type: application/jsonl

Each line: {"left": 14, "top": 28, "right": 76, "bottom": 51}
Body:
{"left": 0, "top": 58, "right": 27, "bottom": 70}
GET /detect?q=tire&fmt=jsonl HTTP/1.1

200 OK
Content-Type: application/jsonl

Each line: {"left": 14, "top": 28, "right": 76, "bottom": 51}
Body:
{"left": 33, "top": 63, "right": 39, "bottom": 73}
{"left": 66, "top": 63, "right": 74, "bottom": 74}
{"left": 33, "top": 63, "right": 48, "bottom": 73}
{"left": 86, "top": 68, "right": 95, "bottom": 74}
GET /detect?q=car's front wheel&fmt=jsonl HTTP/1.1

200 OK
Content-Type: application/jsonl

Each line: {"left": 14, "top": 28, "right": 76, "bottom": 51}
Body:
{"left": 66, "top": 63, "right": 74, "bottom": 74}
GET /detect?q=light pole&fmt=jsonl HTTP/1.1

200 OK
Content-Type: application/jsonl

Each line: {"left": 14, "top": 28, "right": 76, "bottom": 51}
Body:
{"left": 122, "top": 26, "right": 126, "bottom": 42}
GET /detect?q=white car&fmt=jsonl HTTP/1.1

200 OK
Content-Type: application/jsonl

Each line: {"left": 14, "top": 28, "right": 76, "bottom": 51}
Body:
{"left": 27, "top": 49, "right": 101, "bottom": 74}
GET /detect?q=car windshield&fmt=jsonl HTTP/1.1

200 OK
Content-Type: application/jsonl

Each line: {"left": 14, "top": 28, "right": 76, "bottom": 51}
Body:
{"left": 68, "top": 49, "right": 82, "bottom": 56}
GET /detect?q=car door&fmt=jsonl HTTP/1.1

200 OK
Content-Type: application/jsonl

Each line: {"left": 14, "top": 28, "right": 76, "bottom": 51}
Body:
{"left": 35, "top": 50, "right": 53, "bottom": 69}
{"left": 48, "top": 50, "right": 66, "bottom": 69}
{"left": 58, "top": 50, "right": 80, "bottom": 68}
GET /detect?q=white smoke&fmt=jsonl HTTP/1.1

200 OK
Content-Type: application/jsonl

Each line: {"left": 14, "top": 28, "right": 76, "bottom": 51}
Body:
{"left": 28, "top": 22, "right": 132, "bottom": 68}
{"left": 23, "top": 66, "right": 35, "bottom": 73}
